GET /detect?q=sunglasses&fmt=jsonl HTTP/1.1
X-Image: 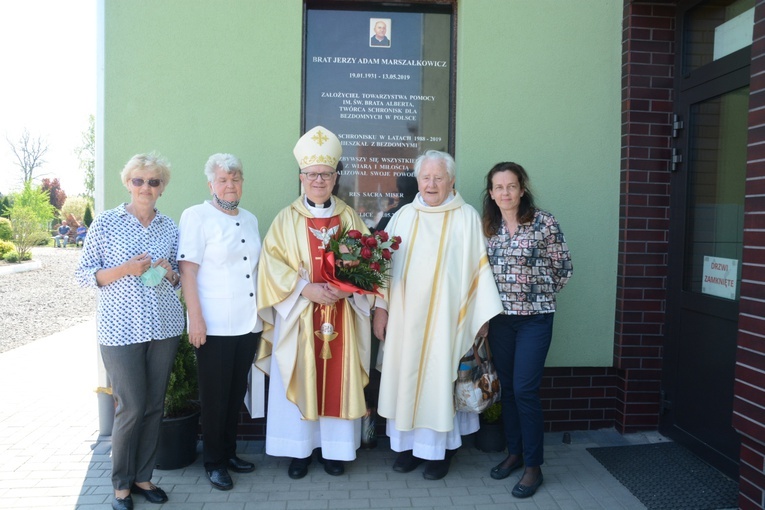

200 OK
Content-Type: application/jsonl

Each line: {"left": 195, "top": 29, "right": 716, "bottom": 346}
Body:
{"left": 131, "top": 178, "right": 162, "bottom": 188}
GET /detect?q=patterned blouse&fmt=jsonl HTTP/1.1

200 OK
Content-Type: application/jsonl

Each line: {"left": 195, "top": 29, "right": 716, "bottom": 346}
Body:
{"left": 486, "top": 209, "right": 573, "bottom": 315}
{"left": 75, "top": 203, "right": 185, "bottom": 346}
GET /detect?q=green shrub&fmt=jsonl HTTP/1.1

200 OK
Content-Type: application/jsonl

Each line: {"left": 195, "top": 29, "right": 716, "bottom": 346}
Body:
{"left": 3, "top": 250, "right": 19, "bottom": 263}
{"left": 0, "top": 240, "right": 14, "bottom": 257}
{"left": 164, "top": 332, "right": 199, "bottom": 418}
{"left": 482, "top": 402, "right": 502, "bottom": 423}
{"left": 0, "top": 218, "right": 12, "bottom": 241}
{"left": 9, "top": 207, "right": 49, "bottom": 260}
{"left": 83, "top": 204, "right": 94, "bottom": 226}
{"left": 0, "top": 195, "right": 12, "bottom": 219}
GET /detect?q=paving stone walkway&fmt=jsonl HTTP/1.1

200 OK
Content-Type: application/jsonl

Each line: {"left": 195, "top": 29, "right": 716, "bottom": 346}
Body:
{"left": 0, "top": 320, "right": 659, "bottom": 509}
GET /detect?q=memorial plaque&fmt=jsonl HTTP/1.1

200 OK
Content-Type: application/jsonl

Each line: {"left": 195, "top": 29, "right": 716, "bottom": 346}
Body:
{"left": 305, "top": 6, "right": 453, "bottom": 229}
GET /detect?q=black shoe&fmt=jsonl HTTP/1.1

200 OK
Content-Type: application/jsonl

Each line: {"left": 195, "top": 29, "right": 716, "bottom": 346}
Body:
{"left": 288, "top": 456, "right": 312, "bottom": 479}
{"left": 511, "top": 471, "right": 543, "bottom": 498}
{"left": 392, "top": 450, "right": 426, "bottom": 473}
{"left": 111, "top": 495, "right": 133, "bottom": 510}
{"left": 130, "top": 484, "right": 167, "bottom": 503}
{"left": 319, "top": 458, "right": 345, "bottom": 476}
{"left": 423, "top": 457, "right": 453, "bottom": 480}
{"left": 228, "top": 456, "right": 255, "bottom": 473}
{"left": 490, "top": 457, "right": 524, "bottom": 480}
{"left": 207, "top": 467, "right": 233, "bottom": 491}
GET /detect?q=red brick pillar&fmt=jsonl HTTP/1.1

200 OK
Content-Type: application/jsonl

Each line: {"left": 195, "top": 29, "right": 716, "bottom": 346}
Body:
{"left": 733, "top": 3, "right": 765, "bottom": 508}
{"left": 617, "top": 1, "right": 676, "bottom": 432}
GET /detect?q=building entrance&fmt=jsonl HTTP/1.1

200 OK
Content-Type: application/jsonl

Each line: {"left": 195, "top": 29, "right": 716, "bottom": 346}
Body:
{"left": 661, "top": 0, "right": 753, "bottom": 479}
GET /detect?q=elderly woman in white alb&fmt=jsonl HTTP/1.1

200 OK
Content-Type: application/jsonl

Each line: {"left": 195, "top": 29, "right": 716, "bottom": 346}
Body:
{"left": 373, "top": 150, "right": 503, "bottom": 480}
{"left": 178, "top": 154, "right": 263, "bottom": 491}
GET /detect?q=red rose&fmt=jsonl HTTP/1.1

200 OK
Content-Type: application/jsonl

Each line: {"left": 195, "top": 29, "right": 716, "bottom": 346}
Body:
{"left": 370, "top": 262, "right": 380, "bottom": 272}
{"left": 364, "top": 236, "right": 378, "bottom": 248}
{"left": 377, "top": 231, "right": 389, "bottom": 242}
{"left": 393, "top": 236, "right": 402, "bottom": 244}
{"left": 391, "top": 242, "right": 400, "bottom": 250}
{"left": 381, "top": 249, "right": 391, "bottom": 260}
{"left": 361, "top": 247, "right": 373, "bottom": 259}
{"left": 347, "top": 230, "right": 362, "bottom": 240}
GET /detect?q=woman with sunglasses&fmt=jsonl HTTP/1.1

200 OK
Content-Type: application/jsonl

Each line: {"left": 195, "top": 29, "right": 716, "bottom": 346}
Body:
{"left": 76, "top": 152, "right": 184, "bottom": 510}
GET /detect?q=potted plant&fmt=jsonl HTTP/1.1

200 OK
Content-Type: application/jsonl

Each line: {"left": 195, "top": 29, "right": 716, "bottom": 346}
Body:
{"left": 475, "top": 402, "right": 506, "bottom": 452}
{"left": 155, "top": 331, "right": 200, "bottom": 470}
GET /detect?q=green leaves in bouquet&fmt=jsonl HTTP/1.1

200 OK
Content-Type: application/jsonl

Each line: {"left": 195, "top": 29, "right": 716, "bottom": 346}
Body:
{"left": 327, "top": 228, "right": 401, "bottom": 292}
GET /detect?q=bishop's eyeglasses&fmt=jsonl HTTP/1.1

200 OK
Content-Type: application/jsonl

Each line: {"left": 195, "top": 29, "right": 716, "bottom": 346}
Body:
{"left": 300, "top": 171, "right": 336, "bottom": 181}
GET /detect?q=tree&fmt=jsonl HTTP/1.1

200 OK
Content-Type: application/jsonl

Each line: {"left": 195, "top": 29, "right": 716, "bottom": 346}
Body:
{"left": 41, "top": 178, "right": 67, "bottom": 211}
{"left": 76, "top": 115, "right": 95, "bottom": 201}
{"left": 12, "top": 181, "right": 56, "bottom": 225}
{"left": 83, "top": 203, "right": 93, "bottom": 226}
{"left": 6, "top": 183, "right": 56, "bottom": 261}
{"left": 7, "top": 129, "right": 49, "bottom": 184}
{"left": 61, "top": 195, "right": 92, "bottom": 223}
{"left": 8, "top": 207, "right": 48, "bottom": 261}
{"left": 0, "top": 195, "right": 12, "bottom": 218}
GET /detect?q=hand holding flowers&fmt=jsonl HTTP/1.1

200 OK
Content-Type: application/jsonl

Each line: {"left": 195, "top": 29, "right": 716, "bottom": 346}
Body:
{"left": 321, "top": 229, "right": 402, "bottom": 295}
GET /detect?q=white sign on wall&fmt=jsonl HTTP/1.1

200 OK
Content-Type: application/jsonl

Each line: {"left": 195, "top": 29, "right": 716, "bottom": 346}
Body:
{"left": 713, "top": 7, "right": 754, "bottom": 61}
{"left": 702, "top": 256, "right": 738, "bottom": 300}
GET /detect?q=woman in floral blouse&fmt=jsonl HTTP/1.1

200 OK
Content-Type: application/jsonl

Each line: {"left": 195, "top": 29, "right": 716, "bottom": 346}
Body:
{"left": 481, "top": 162, "right": 573, "bottom": 499}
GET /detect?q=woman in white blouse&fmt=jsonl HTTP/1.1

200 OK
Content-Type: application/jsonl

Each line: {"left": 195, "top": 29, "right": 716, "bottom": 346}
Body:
{"left": 178, "top": 153, "right": 262, "bottom": 492}
{"left": 75, "top": 152, "right": 184, "bottom": 510}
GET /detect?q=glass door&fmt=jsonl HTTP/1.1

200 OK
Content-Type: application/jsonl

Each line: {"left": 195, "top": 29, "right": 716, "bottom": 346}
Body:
{"left": 661, "top": 0, "right": 752, "bottom": 478}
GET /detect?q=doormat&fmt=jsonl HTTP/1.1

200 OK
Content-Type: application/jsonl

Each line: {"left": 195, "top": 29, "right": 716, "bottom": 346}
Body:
{"left": 587, "top": 442, "right": 737, "bottom": 510}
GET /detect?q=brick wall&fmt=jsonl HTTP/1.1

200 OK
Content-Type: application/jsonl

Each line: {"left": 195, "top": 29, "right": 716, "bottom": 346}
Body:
{"left": 733, "top": 2, "right": 765, "bottom": 508}
{"left": 236, "top": 411, "right": 265, "bottom": 440}
{"left": 616, "top": 1, "right": 675, "bottom": 432}
{"left": 540, "top": 368, "right": 617, "bottom": 432}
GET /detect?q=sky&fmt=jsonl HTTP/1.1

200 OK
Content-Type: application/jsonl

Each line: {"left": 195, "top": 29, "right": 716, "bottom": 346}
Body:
{"left": 0, "top": 0, "right": 96, "bottom": 197}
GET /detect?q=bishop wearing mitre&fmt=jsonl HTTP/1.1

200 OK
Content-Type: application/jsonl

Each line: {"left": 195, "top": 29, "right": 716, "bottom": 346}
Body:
{"left": 256, "top": 126, "right": 372, "bottom": 479}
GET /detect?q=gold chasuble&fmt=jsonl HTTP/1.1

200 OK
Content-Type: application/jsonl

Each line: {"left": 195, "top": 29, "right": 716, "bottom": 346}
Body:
{"left": 377, "top": 192, "right": 503, "bottom": 432}
{"left": 256, "top": 196, "right": 371, "bottom": 421}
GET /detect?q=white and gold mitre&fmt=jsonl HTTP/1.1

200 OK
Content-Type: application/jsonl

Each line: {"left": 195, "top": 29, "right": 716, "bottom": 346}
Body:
{"left": 293, "top": 125, "right": 342, "bottom": 170}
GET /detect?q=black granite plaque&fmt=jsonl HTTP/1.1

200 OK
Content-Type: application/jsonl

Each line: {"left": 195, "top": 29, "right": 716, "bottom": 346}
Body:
{"left": 305, "top": 7, "right": 452, "bottom": 229}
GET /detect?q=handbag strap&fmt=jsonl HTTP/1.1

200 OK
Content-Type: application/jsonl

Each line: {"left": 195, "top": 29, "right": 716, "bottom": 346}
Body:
{"left": 474, "top": 335, "right": 493, "bottom": 363}
{"left": 460, "top": 335, "right": 493, "bottom": 364}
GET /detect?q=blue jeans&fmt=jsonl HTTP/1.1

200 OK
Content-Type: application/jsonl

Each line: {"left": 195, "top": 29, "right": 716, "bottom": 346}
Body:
{"left": 487, "top": 313, "right": 554, "bottom": 467}
{"left": 53, "top": 234, "right": 68, "bottom": 247}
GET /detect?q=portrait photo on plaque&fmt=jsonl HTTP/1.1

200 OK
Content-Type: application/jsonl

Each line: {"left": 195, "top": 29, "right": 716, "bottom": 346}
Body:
{"left": 370, "top": 18, "right": 391, "bottom": 47}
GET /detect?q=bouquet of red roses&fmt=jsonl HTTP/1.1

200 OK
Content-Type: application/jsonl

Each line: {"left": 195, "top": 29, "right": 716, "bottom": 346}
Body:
{"left": 321, "top": 229, "right": 402, "bottom": 296}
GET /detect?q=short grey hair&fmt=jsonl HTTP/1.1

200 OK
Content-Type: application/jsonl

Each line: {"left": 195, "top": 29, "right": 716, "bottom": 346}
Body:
{"left": 413, "top": 150, "right": 455, "bottom": 179}
{"left": 204, "top": 153, "right": 243, "bottom": 182}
